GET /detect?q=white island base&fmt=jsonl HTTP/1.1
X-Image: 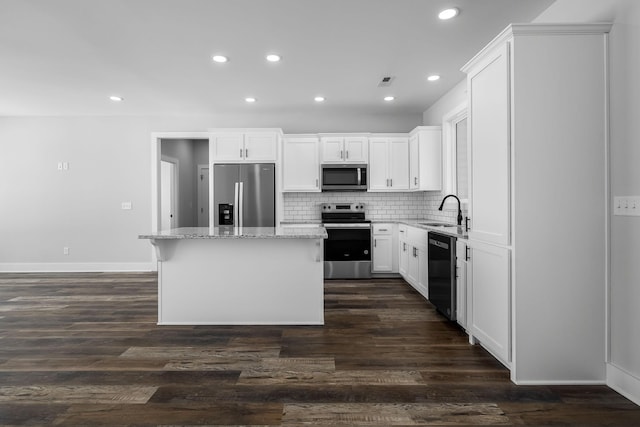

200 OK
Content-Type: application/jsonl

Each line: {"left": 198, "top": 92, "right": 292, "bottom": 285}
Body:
{"left": 142, "top": 227, "right": 326, "bottom": 325}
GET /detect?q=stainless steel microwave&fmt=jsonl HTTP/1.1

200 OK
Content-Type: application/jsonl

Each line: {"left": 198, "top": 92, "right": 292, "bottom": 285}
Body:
{"left": 321, "top": 164, "right": 367, "bottom": 191}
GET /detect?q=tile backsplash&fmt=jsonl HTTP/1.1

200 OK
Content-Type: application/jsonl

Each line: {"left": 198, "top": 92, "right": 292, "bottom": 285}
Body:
{"left": 283, "top": 192, "right": 467, "bottom": 223}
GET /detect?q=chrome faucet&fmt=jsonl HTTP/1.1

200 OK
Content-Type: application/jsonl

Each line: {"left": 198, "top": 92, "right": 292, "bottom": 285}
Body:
{"left": 438, "top": 194, "right": 463, "bottom": 226}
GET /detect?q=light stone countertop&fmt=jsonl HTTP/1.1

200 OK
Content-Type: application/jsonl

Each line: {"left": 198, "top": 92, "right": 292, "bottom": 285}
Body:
{"left": 280, "top": 218, "right": 467, "bottom": 239}
{"left": 139, "top": 226, "right": 327, "bottom": 240}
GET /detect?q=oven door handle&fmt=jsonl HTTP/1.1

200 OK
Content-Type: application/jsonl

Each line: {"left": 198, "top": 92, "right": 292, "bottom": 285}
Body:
{"left": 323, "top": 223, "right": 371, "bottom": 229}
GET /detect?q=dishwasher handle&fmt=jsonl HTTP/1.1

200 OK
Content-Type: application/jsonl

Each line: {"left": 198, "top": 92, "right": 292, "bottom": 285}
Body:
{"left": 429, "top": 238, "right": 449, "bottom": 250}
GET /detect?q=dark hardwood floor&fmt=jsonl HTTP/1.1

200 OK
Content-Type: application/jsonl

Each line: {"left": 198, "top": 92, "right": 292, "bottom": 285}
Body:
{"left": 0, "top": 272, "right": 638, "bottom": 426}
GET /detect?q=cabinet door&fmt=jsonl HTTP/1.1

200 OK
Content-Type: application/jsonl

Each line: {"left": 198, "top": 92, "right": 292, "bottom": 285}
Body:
{"left": 388, "top": 137, "right": 409, "bottom": 190}
{"left": 321, "top": 137, "right": 344, "bottom": 163}
{"left": 468, "top": 43, "right": 511, "bottom": 245}
{"left": 407, "top": 246, "right": 419, "bottom": 287}
{"left": 419, "top": 129, "right": 443, "bottom": 191}
{"left": 344, "top": 137, "right": 368, "bottom": 163}
{"left": 455, "top": 242, "right": 467, "bottom": 329}
{"left": 467, "top": 240, "right": 510, "bottom": 365}
{"left": 244, "top": 132, "right": 277, "bottom": 162}
{"left": 417, "top": 246, "right": 429, "bottom": 299}
{"left": 368, "top": 138, "right": 389, "bottom": 190}
{"left": 372, "top": 235, "right": 393, "bottom": 272}
{"left": 211, "top": 133, "right": 244, "bottom": 161}
{"left": 283, "top": 137, "right": 320, "bottom": 192}
{"left": 399, "top": 240, "right": 409, "bottom": 278}
{"left": 409, "top": 133, "right": 420, "bottom": 190}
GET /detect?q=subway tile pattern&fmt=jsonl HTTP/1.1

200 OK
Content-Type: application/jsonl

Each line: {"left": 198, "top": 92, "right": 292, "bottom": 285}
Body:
{"left": 283, "top": 192, "right": 468, "bottom": 223}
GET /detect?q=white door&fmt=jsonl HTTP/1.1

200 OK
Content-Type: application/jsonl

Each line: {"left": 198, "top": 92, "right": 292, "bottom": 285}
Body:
{"left": 211, "top": 133, "right": 244, "bottom": 161}
{"left": 283, "top": 137, "right": 320, "bottom": 191}
{"left": 388, "top": 137, "right": 409, "bottom": 190}
{"left": 409, "top": 133, "right": 420, "bottom": 189}
{"left": 467, "top": 240, "right": 511, "bottom": 365}
{"left": 343, "top": 136, "right": 368, "bottom": 163}
{"left": 372, "top": 235, "right": 393, "bottom": 272}
{"left": 468, "top": 43, "right": 511, "bottom": 246}
{"left": 160, "top": 160, "right": 177, "bottom": 230}
{"left": 368, "top": 138, "right": 389, "bottom": 190}
{"left": 197, "top": 165, "right": 209, "bottom": 227}
{"left": 244, "top": 132, "right": 278, "bottom": 161}
{"left": 321, "top": 137, "right": 344, "bottom": 163}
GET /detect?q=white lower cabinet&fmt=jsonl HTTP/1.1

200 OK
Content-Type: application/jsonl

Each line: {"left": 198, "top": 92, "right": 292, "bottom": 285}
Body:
{"left": 466, "top": 240, "right": 510, "bottom": 366}
{"left": 372, "top": 223, "right": 397, "bottom": 273}
{"left": 399, "top": 225, "right": 428, "bottom": 299}
{"left": 398, "top": 226, "right": 408, "bottom": 277}
{"left": 455, "top": 241, "right": 468, "bottom": 330}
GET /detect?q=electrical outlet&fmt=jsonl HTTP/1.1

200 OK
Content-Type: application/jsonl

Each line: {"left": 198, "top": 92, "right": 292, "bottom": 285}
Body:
{"left": 62, "top": 162, "right": 69, "bottom": 170}
{"left": 57, "top": 162, "right": 63, "bottom": 170}
{"left": 614, "top": 196, "right": 640, "bottom": 216}
{"left": 63, "top": 247, "right": 69, "bottom": 255}
{"left": 121, "top": 202, "right": 132, "bottom": 210}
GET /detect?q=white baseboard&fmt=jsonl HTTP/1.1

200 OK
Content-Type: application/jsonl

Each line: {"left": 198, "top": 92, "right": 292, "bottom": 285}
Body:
{"left": 0, "top": 262, "right": 157, "bottom": 273}
{"left": 607, "top": 363, "right": 640, "bottom": 406}
{"left": 513, "top": 379, "right": 606, "bottom": 386}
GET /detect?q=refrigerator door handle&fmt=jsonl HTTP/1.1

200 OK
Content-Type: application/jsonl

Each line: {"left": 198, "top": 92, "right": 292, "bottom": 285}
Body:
{"left": 239, "top": 182, "right": 244, "bottom": 227}
{"left": 233, "top": 182, "right": 239, "bottom": 226}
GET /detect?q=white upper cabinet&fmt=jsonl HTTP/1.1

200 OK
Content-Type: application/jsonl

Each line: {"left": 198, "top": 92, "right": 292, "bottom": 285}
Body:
{"left": 320, "top": 135, "right": 368, "bottom": 163}
{"left": 211, "top": 130, "right": 278, "bottom": 163}
{"left": 466, "top": 43, "right": 511, "bottom": 246}
{"left": 369, "top": 136, "right": 409, "bottom": 191}
{"left": 409, "top": 127, "right": 442, "bottom": 191}
{"left": 282, "top": 135, "right": 320, "bottom": 192}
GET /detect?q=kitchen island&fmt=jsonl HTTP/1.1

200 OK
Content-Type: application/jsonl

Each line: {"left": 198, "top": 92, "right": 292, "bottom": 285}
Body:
{"left": 139, "top": 226, "right": 327, "bottom": 325}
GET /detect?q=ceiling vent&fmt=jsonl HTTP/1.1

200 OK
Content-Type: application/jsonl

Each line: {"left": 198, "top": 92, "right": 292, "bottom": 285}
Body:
{"left": 377, "top": 76, "right": 395, "bottom": 87}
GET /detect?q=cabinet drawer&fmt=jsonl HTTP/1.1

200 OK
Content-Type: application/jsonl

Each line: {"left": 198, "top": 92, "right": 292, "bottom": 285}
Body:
{"left": 373, "top": 224, "right": 393, "bottom": 235}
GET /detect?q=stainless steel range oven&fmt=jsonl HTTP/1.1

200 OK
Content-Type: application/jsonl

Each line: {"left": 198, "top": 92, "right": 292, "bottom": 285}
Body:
{"left": 321, "top": 203, "right": 371, "bottom": 279}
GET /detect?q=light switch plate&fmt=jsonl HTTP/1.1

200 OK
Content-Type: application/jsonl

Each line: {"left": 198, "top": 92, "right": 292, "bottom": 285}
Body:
{"left": 614, "top": 196, "right": 640, "bottom": 216}
{"left": 121, "top": 202, "right": 132, "bottom": 210}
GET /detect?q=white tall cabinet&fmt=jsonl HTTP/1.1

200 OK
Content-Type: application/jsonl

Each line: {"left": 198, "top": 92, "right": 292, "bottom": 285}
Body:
{"left": 462, "top": 24, "right": 610, "bottom": 383}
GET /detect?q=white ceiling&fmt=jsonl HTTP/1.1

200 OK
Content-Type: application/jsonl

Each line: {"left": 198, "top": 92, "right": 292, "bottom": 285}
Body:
{"left": 0, "top": 0, "right": 555, "bottom": 116}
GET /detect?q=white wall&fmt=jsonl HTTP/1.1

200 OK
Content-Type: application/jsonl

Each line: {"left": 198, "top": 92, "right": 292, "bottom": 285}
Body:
{"left": 0, "top": 112, "right": 421, "bottom": 271}
{"left": 535, "top": 0, "right": 640, "bottom": 403}
{"left": 422, "top": 79, "right": 467, "bottom": 126}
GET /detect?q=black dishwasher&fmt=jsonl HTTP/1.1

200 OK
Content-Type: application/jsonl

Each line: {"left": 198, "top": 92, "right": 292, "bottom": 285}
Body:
{"left": 427, "top": 232, "right": 456, "bottom": 321}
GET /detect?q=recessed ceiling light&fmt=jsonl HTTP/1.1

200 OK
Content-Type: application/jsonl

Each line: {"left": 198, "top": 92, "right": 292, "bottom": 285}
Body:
{"left": 109, "top": 96, "right": 123, "bottom": 102}
{"left": 266, "top": 54, "right": 281, "bottom": 62}
{"left": 314, "top": 96, "right": 325, "bottom": 102}
{"left": 427, "top": 74, "right": 441, "bottom": 82}
{"left": 384, "top": 96, "right": 395, "bottom": 102}
{"left": 438, "top": 8, "right": 459, "bottom": 20}
{"left": 245, "top": 97, "right": 257, "bottom": 103}
{"left": 212, "top": 55, "right": 228, "bottom": 63}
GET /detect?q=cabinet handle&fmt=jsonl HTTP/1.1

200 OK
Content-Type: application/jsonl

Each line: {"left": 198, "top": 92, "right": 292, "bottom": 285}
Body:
{"left": 379, "top": 228, "right": 387, "bottom": 232}
{"left": 346, "top": 150, "right": 349, "bottom": 159}
{"left": 340, "top": 150, "right": 343, "bottom": 159}
{"left": 240, "top": 148, "right": 243, "bottom": 158}
{"left": 465, "top": 246, "right": 470, "bottom": 261}
{"left": 245, "top": 148, "right": 248, "bottom": 158}
{"left": 414, "top": 177, "right": 418, "bottom": 185}
{"left": 465, "top": 216, "right": 471, "bottom": 232}
{"left": 413, "top": 247, "right": 417, "bottom": 257}
{"left": 390, "top": 178, "right": 393, "bottom": 187}
{"left": 374, "top": 239, "right": 377, "bottom": 248}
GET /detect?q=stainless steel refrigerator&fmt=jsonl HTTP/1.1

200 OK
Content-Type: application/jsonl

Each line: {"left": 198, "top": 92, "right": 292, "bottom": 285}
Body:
{"left": 213, "top": 163, "right": 275, "bottom": 227}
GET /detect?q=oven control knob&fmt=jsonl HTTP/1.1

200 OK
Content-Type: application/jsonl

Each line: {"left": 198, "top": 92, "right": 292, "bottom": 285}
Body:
{"left": 364, "top": 250, "right": 369, "bottom": 255}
